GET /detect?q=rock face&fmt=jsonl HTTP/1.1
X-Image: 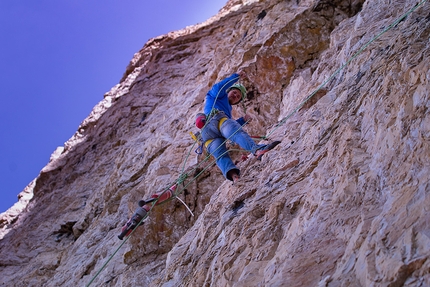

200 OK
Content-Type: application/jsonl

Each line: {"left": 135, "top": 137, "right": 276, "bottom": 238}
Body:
{"left": 1, "top": 0, "right": 429, "bottom": 286}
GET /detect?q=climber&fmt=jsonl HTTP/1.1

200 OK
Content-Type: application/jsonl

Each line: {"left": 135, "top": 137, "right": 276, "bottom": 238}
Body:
{"left": 197, "top": 71, "right": 281, "bottom": 184}
{"left": 118, "top": 184, "right": 177, "bottom": 240}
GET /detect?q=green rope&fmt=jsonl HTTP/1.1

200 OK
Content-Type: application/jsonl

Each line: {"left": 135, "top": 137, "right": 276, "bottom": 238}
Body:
{"left": 176, "top": 173, "right": 188, "bottom": 185}
{"left": 86, "top": 1, "right": 427, "bottom": 285}
{"left": 88, "top": 146, "right": 228, "bottom": 287}
{"left": 85, "top": 198, "right": 158, "bottom": 287}
{"left": 86, "top": 53, "right": 256, "bottom": 287}
{"left": 181, "top": 139, "right": 197, "bottom": 174}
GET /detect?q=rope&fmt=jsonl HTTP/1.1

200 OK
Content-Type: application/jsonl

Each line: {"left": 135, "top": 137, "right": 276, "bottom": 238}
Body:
{"left": 181, "top": 74, "right": 241, "bottom": 174}
{"left": 85, "top": 196, "right": 159, "bottom": 287}
{"left": 86, "top": 145, "right": 227, "bottom": 286}
{"left": 86, "top": 1, "right": 427, "bottom": 285}
{"left": 264, "top": 0, "right": 428, "bottom": 139}
{"left": 176, "top": 196, "right": 194, "bottom": 216}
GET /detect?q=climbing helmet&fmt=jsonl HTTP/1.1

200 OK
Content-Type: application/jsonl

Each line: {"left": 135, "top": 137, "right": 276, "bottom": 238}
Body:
{"left": 226, "top": 83, "right": 247, "bottom": 102}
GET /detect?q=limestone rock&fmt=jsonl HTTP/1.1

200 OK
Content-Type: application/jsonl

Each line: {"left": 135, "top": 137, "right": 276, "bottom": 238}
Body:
{"left": 1, "top": 0, "right": 429, "bottom": 286}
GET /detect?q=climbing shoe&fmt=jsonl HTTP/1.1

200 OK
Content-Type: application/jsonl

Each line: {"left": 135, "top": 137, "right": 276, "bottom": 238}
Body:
{"left": 226, "top": 169, "right": 240, "bottom": 184}
{"left": 232, "top": 173, "right": 240, "bottom": 185}
{"left": 255, "top": 141, "right": 281, "bottom": 161}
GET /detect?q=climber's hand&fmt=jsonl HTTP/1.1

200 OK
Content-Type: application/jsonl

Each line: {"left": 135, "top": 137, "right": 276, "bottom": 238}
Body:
{"left": 238, "top": 70, "right": 248, "bottom": 80}
{"left": 243, "top": 114, "right": 252, "bottom": 123}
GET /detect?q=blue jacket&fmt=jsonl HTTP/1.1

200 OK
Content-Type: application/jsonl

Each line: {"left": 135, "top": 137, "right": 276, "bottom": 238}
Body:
{"left": 204, "top": 73, "right": 245, "bottom": 125}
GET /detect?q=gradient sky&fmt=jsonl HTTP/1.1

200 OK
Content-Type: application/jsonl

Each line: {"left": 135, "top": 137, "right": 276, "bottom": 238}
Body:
{"left": 0, "top": 0, "right": 227, "bottom": 213}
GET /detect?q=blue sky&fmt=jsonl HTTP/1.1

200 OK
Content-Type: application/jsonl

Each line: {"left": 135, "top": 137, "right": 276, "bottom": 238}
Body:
{"left": 0, "top": 0, "right": 226, "bottom": 213}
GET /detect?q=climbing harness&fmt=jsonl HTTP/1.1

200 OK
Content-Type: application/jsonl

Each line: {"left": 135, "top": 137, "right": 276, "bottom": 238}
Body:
{"left": 86, "top": 1, "right": 428, "bottom": 285}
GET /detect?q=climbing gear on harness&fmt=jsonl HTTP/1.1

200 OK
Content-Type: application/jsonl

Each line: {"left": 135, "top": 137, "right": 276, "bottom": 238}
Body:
{"left": 189, "top": 131, "right": 198, "bottom": 142}
{"left": 208, "top": 108, "right": 221, "bottom": 119}
{"left": 255, "top": 141, "right": 282, "bottom": 160}
{"left": 226, "top": 83, "right": 247, "bottom": 102}
{"left": 195, "top": 113, "right": 206, "bottom": 129}
{"left": 195, "top": 144, "right": 204, "bottom": 155}
{"left": 189, "top": 131, "right": 204, "bottom": 154}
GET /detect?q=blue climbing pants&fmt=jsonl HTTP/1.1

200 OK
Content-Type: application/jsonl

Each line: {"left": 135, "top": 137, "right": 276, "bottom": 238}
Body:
{"left": 201, "top": 111, "right": 265, "bottom": 181}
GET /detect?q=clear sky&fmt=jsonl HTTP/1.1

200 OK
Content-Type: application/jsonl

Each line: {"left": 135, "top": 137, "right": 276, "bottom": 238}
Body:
{"left": 0, "top": 0, "right": 227, "bottom": 213}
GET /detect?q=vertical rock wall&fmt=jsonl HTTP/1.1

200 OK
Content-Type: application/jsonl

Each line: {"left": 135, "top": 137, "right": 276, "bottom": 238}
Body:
{"left": 1, "top": 0, "right": 429, "bottom": 286}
